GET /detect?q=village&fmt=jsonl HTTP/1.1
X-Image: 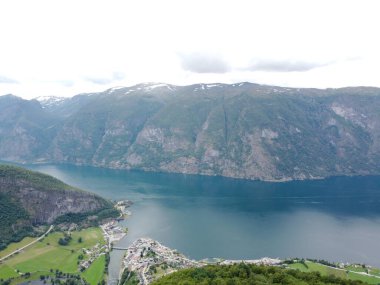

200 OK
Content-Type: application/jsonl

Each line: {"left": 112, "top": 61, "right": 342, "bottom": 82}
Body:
{"left": 121, "top": 238, "right": 200, "bottom": 285}
{"left": 220, "top": 257, "right": 282, "bottom": 266}
{"left": 79, "top": 200, "right": 132, "bottom": 271}
{"left": 121, "top": 238, "right": 282, "bottom": 285}
{"left": 100, "top": 200, "right": 132, "bottom": 247}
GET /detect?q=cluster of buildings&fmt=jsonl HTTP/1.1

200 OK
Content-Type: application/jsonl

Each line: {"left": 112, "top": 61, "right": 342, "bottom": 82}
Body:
{"left": 121, "top": 238, "right": 200, "bottom": 285}
{"left": 78, "top": 242, "right": 108, "bottom": 270}
{"left": 115, "top": 200, "right": 133, "bottom": 218}
{"left": 79, "top": 201, "right": 132, "bottom": 272}
{"left": 220, "top": 257, "right": 282, "bottom": 266}
{"left": 120, "top": 237, "right": 286, "bottom": 285}
{"left": 100, "top": 221, "right": 127, "bottom": 248}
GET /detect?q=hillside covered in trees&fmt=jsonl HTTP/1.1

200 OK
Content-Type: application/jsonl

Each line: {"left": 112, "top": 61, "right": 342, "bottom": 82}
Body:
{"left": 151, "top": 263, "right": 369, "bottom": 285}
{"left": 0, "top": 164, "right": 117, "bottom": 249}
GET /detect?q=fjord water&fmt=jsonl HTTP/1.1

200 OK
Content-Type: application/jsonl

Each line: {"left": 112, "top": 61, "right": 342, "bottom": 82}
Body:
{"left": 26, "top": 164, "right": 380, "bottom": 282}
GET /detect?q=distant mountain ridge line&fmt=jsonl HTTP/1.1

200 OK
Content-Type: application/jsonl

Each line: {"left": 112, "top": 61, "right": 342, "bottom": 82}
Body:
{"left": 4, "top": 81, "right": 380, "bottom": 101}
{"left": 0, "top": 82, "right": 380, "bottom": 181}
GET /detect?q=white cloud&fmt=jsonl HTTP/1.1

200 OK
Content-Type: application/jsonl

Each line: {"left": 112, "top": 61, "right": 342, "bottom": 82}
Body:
{"left": 244, "top": 59, "right": 335, "bottom": 72}
{"left": 0, "top": 75, "right": 17, "bottom": 84}
{"left": 178, "top": 52, "right": 231, "bottom": 73}
{"left": 85, "top": 72, "right": 126, "bottom": 85}
{"left": 0, "top": 0, "right": 379, "bottom": 98}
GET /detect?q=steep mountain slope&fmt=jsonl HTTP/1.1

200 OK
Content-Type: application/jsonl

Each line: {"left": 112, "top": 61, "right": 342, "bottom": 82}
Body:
{"left": 0, "top": 164, "right": 115, "bottom": 249}
{"left": 1, "top": 82, "right": 380, "bottom": 181}
{"left": 0, "top": 95, "right": 60, "bottom": 162}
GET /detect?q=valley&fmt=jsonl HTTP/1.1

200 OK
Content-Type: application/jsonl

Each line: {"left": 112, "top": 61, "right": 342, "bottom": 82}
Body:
{"left": 2, "top": 1, "right": 379, "bottom": 284}
{"left": 1, "top": 83, "right": 380, "bottom": 284}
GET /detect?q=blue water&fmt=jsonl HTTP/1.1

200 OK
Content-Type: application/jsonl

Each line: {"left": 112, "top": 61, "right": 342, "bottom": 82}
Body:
{"left": 25, "top": 164, "right": 380, "bottom": 283}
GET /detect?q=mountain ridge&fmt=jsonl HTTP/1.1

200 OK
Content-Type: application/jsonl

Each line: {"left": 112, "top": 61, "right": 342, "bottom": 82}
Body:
{"left": 1, "top": 82, "right": 380, "bottom": 181}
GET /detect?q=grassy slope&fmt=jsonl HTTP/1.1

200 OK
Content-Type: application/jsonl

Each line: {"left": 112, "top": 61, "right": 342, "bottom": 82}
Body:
{"left": 289, "top": 262, "right": 346, "bottom": 277}
{"left": 288, "top": 261, "right": 380, "bottom": 284}
{"left": 0, "top": 265, "right": 18, "bottom": 280}
{"left": 0, "top": 228, "right": 106, "bottom": 284}
{"left": 0, "top": 237, "right": 35, "bottom": 259}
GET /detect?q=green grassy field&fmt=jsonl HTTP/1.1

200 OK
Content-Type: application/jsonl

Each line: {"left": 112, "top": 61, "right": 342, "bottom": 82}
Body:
{"left": 346, "top": 272, "right": 380, "bottom": 284}
{"left": 288, "top": 261, "right": 380, "bottom": 284}
{"left": 0, "top": 264, "right": 19, "bottom": 280}
{"left": 0, "top": 227, "right": 106, "bottom": 284}
{"left": 370, "top": 268, "right": 380, "bottom": 276}
{"left": 10, "top": 272, "right": 55, "bottom": 285}
{"left": 346, "top": 265, "right": 380, "bottom": 278}
{"left": 0, "top": 237, "right": 35, "bottom": 259}
{"left": 82, "top": 254, "right": 106, "bottom": 285}
{"left": 289, "top": 261, "right": 346, "bottom": 278}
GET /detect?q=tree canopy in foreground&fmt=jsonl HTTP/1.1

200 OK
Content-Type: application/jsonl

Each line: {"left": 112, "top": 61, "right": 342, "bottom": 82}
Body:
{"left": 151, "top": 263, "right": 369, "bottom": 285}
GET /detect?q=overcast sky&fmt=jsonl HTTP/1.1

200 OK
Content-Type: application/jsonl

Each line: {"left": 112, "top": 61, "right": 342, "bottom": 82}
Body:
{"left": 1, "top": 0, "right": 380, "bottom": 98}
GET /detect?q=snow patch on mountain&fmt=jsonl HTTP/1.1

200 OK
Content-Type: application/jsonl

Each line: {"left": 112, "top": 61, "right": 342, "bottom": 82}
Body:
{"left": 35, "top": 96, "right": 67, "bottom": 108}
{"left": 107, "top": 86, "right": 126, "bottom": 94}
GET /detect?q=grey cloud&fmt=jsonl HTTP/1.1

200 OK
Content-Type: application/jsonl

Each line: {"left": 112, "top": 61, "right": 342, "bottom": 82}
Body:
{"left": 246, "top": 59, "right": 333, "bottom": 72}
{"left": 85, "top": 71, "right": 126, "bottom": 85}
{"left": 0, "top": 75, "right": 18, "bottom": 84}
{"left": 178, "top": 52, "right": 231, "bottom": 73}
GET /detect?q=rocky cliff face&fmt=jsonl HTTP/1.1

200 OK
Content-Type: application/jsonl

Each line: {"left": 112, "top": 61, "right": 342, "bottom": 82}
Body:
{"left": 0, "top": 165, "right": 112, "bottom": 224}
{"left": 0, "top": 179, "right": 107, "bottom": 224}
{"left": 1, "top": 83, "right": 380, "bottom": 181}
{"left": 0, "top": 164, "right": 114, "bottom": 247}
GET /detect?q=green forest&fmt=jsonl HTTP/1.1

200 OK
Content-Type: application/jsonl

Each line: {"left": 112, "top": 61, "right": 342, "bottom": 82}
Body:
{"left": 151, "top": 263, "right": 370, "bottom": 285}
{"left": 0, "top": 193, "right": 33, "bottom": 250}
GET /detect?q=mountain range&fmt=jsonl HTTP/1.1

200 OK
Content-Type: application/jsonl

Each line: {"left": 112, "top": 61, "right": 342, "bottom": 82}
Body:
{"left": 1, "top": 82, "right": 380, "bottom": 181}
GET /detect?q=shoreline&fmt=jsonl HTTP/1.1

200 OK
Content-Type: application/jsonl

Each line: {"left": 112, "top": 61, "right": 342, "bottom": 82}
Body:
{"left": 101, "top": 200, "right": 132, "bottom": 250}
{"left": 9, "top": 160, "right": 380, "bottom": 184}
{"left": 118, "top": 239, "right": 380, "bottom": 285}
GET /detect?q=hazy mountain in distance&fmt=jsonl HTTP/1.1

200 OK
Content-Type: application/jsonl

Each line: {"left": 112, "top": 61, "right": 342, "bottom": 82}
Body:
{"left": 1, "top": 82, "right": 380, "bottom": 181}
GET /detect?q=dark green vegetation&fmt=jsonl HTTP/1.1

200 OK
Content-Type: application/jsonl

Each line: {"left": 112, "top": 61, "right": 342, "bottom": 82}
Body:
{"left": 119, "top": 269, "right": 139, "bottom": 285}
{"left": 0, "top": 193, "right": 32, "bottom": 250}
{"left": 54, "top": 208, "right": 119, "bottom": 225}
{"left": 58, "top": 233, "right": 72, "bottom": 246}
{"left": 0, "top": 164, "right": 117, "bottom": 248}
{"left": 1, "top": 83, "right": 380, "bottom": 181}
{"left": 151, "top": 263, "right": 370, "bottom": 285}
